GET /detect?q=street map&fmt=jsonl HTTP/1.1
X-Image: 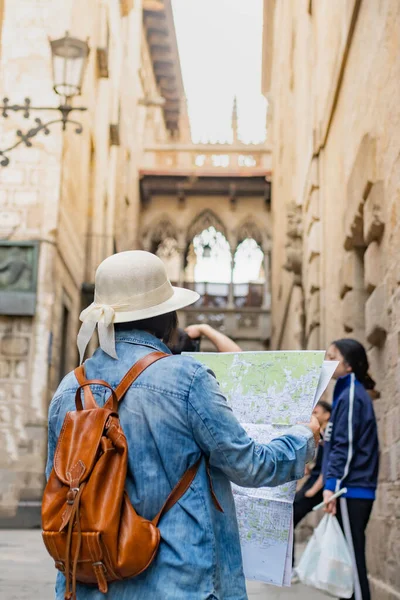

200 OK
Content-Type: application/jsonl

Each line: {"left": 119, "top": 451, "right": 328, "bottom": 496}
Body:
{"left": 187, "top": 351, "right": 328, "bottom": 586}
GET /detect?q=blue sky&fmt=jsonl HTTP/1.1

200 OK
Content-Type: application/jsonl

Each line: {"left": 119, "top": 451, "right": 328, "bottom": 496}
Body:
{"left": 171, "top": 0, "right": 266, "bottom": 144}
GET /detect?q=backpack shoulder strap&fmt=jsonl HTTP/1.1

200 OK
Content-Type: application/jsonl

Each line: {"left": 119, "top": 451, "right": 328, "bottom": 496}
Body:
{"left": 104, "top": 351, "right": 170, "bottom": 409}
{"left": 74, "top": 365, "right": 98, "bottom": 409}
{"left": 152, "top": 457, "right": 224, "bottom": 527}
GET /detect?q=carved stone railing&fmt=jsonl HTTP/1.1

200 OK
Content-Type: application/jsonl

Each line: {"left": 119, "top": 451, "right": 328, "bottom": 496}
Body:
{"left": 177, "top": 306, "right": 271, "bottom": 346}
{"left": 175, "top": 281, "right": 271, "bottom": 347}
{"left": 142, "top": 143, "right": 272, "bottom": 173}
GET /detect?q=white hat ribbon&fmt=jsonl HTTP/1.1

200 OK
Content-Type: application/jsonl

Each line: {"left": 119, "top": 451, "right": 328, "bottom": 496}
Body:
{"left": 76, "top": 250, "right": 200, "bottom": 364}
{"left": 77, "top": 303, "right": 118, "bottom": 363}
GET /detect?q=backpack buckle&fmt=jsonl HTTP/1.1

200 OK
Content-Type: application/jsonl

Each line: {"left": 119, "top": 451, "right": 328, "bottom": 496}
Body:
{"left": 66, "top": 487, "right": 80, "bottom": 505}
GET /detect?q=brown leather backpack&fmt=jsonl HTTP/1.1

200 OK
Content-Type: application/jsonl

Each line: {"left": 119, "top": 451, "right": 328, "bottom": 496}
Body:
{"left": 42, "top": 351, "right": 222, "bottom": 600}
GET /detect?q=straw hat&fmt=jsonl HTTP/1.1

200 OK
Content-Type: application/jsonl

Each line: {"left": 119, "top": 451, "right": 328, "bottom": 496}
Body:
{"left": 77, "top": 251, "right": 199, "bottom": 362}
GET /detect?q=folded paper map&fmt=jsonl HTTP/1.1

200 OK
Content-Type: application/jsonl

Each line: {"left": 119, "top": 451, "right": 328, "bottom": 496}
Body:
{"left": 185, "top": 351, "right": 336, "bottom": 586}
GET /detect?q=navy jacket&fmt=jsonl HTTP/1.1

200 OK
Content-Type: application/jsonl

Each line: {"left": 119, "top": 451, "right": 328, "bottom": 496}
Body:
{"left": 322, "top": 373, "right": 379, "bottom": 499}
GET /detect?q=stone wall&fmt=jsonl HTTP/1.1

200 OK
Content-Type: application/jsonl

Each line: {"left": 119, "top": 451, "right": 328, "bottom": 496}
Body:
{"left": 0, "top": 0, "right": 165, "bottom": 518}
{"left": 0, "top": 0, "right": 66, "bottom": 516}
{"left": 264, "top": 0, "right": 400, "bottom": 597}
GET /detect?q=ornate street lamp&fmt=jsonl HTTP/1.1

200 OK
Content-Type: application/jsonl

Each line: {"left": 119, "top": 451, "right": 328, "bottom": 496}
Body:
{"left": 0, "top": 32, "right": 90, "bottom": 167}
{"left": 50, "top": 33, "right": 90, "bottom": 98}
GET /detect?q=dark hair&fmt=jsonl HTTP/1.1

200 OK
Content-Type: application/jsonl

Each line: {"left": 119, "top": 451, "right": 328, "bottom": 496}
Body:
{"left": 316, "top": 400, "right": 332, "bottom": 413}
{"left": 115, "top": 311, "right": 178, "bottom": 345}
{"left": 168, "top": 328, "right": 200, "bottom": 355}
{"left": 332, "top": 338, "right": 376, "bottom": 390}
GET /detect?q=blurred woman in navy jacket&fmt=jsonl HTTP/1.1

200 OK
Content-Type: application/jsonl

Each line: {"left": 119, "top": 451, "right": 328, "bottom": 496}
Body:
{"left": 323, "top": 339, "right": 379, "bottom": 600}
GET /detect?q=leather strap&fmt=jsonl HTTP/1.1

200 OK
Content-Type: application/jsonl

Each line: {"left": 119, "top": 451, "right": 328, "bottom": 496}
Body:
{"left": 152, "top": 457, "right": 224, "bottom": 527}
{"left": 152, "top": 457, "right": 202, "bottom": 526}
{"left": 74, "top": 352, "right": 169, "bottom": 412}
{"left": 74, "top": 366, "right": 97, "bottom": 410}
{"left": 73, "top": 353, "right": 223, "bottom": 520}
{"left": 205, "top": 459, "right": 224, "bottom": 513}
{"left": 104, "top": 351, "right": 169, "bottom": 409}
{"left": 75, "top": 380, "right": 119, "bottom": 412}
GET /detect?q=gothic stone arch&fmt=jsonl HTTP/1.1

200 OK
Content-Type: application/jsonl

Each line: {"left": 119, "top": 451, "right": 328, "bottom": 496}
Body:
{"left": 236, "top": 219, "right": 265, "bottom": 248}
{"left": 187, "top": 209, "right": 228, "bottom": 244}
{"left": 141, "top": 216, "right": 178, "bottom": 253}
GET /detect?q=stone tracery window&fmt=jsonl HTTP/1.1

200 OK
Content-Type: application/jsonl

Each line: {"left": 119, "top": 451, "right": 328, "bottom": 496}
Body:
{"left": 185, "top": 222, "right": 232, "bottom": 308}
{"left": 233, "top": 238, "right": 264, "bottom": 283}
{"left": 155, "top": 237, "right": 180, "bottom": 283}
{"left": 233, "top": 237, "right": 265, "bottom": 307}
{"left": 192, "top": 226, "right": 232, "bottom": 284}
{"left": 145, "top": 218, "right": 180, "bottom": 283}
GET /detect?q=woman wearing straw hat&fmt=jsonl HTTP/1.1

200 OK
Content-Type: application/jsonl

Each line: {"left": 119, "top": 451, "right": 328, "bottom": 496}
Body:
{"left": 46, "top": 251, "right": 319, "bottom": 600}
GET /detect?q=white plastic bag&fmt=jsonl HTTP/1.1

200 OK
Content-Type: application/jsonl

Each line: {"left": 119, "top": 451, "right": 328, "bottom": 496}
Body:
{"left": 296, "top": 514, "right": 354, "bottom": 598}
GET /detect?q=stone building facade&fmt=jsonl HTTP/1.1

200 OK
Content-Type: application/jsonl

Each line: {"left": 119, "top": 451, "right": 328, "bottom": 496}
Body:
{"left": 139, "top": 141, "right": 272, "bottom": 348}
{"left": 263, "top": 0, "right": 400, "bottom": 598}
{"left": 0, "top": 0, "right": 273, "bottom": 524}
{"left": 0, "top": 0, "right": 185, "bottom": 520}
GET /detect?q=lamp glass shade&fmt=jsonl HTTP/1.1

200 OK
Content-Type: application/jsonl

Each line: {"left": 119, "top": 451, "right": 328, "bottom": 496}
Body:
{"left": 50, "top": 33, "right": 90, "bottom": 98}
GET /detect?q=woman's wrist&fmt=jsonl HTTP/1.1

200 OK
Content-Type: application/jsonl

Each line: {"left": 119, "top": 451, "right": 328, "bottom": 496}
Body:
{"left": 198, "top": 324, "right": 210, "bottom": 337}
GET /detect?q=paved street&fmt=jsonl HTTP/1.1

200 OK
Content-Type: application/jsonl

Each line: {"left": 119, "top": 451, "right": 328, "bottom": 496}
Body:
{"left": 0, "top": 530, "right": 329, "bottom": 600}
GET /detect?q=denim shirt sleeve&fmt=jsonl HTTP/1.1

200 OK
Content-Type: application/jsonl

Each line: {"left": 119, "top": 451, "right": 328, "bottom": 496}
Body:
{"left": 188, "top": 364, "right": 315, "bottom": 488}
{"left": 45, "top": 396, "right": 61, "bottom": 481}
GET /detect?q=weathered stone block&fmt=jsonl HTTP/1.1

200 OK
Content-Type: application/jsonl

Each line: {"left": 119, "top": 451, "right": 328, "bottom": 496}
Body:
{"left": 370, "top": 578, "right": 400, "bottom": 600}
{"left": 364, "top": 241, "right": 381, "bottom": 294}
{"left": 364, "top": 181, "right": 385, "bottom": 245}
{"left": 379, "top": 451, "right": 390, "bottom": 482}
{"left": 0, "top": 210, "right": 22, "bottom": 233}
{"left": 0, "top": 318, "right": 13, "bottom": 334}
{"left": 366, "top": 285, "right": 388, "bottom": 347}
{"left": 344, "top": 134, "right": 376, "bottom": 250}
{"left": 304, "top": 188, "right": 320, "bottom": 233}
{"left": 0, "top": 336, "right": 29, "bottom": 357}
{"left": 306, "top": 255, "right": 320, "bottom": 294}
{"left": 0, "top": 359, "right": 12, "bottom": 379}
{"left": 342, "top": 289, "right": 366, "bottom": 333}
{"left": 0, "top": 167, "right": 26, "bottom": 186}
{"left": 367, "top": 345, "right": 384, "bottom": 393}
{"left": 306, "top": 220, "right": 321, "bottom": 262}
{"left": 306, "top": 325, "right": 321, "bottom": 350}
{"left": 13, "top": 190, "right": 38, "bottom": 205}
{"left": 14, "top": 360, "right": 27, "bottom": 379}
{"left": 339, "top": 249, "right": 365, "bottom": 298}
{"left": 306, "top": 290, "right": 320, "bottom": 336}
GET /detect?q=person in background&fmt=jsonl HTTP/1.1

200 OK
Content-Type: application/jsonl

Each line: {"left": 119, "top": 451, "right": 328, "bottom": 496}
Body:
{"left": 292, "top": 400, "right": 332, "bottom": 579}
{"left": 323, "top": 338, "right": 379, "bottom": 600}
{"left": 169, "top": 323, "right": 242, "bottom": 354}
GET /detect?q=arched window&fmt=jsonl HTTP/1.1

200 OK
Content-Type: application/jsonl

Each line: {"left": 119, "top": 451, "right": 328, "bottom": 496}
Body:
{"left": 155, "top": 237, "right": 180, "bottom": 284}
{"left": 145, "top": 218, "right": 180, "bottom": 283}
{"left": 193, "top": 226, "right": 232, "bottom": 283}
{"left": 233, "top": 238, "right": 265, "bottom": 308}
{"left": 186, "top": 226, "right": 232, "bottom": 307}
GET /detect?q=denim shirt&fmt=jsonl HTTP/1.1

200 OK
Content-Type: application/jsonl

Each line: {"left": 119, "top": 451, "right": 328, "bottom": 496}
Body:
{"left": 46, "top": 329, "right": 315, "bottom": 600}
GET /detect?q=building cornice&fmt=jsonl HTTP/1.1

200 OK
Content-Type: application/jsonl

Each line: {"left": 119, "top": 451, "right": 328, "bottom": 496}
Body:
{"left": 143, "top": 0, "right": 184, "bottom": 134}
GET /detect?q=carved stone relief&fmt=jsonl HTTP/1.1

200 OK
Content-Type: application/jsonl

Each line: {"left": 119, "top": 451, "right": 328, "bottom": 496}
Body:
{"left": 141, "top": 215, "right": 178, "bottom": 252}
{"left": 0, "top": 242, "right": 38, "bottom": 316}
{"left": 283, "top": 203, "right": 303, "bottom": 278}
